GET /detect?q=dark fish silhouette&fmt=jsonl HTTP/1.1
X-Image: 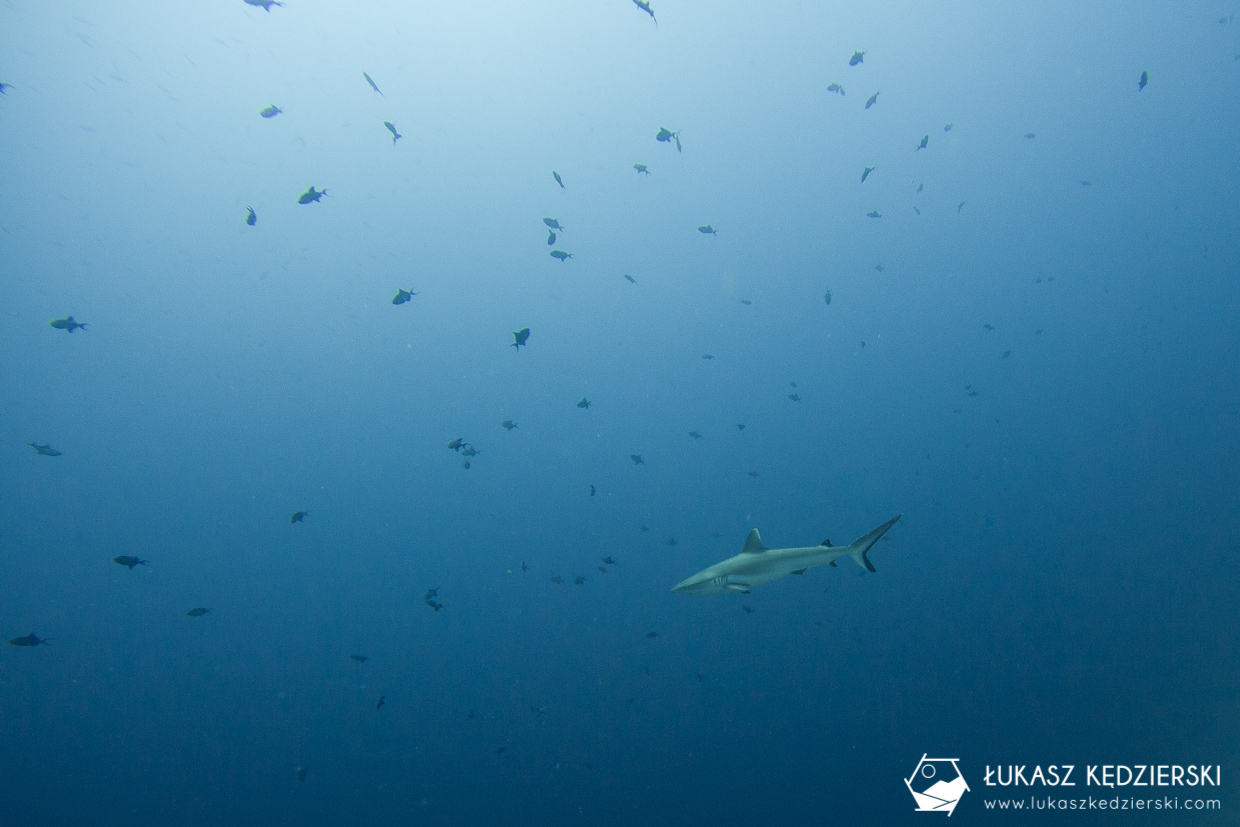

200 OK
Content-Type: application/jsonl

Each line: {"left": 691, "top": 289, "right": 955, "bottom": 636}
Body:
{"left": 697, "top": 225, "right": 717, "bottom": 235}
{"left": 748, "top": 471, "right": 759, "bottom": 477}
{"left": 577, "top": 398, "right": 590, "bottom": 409}
{"left": 8, "top": 633, "right": 50, "bottom": 647}
{"left": 917, "top": 135, "right": 928, "bottom": 151}
{"left": 186, "top": 607, "right": 211, "bottom": 617}
{"left": 624, "top": 274, "right": 636, "bottom": 283}
{"left": 259, "top": 104, "right": 282, "bottom": 118}
{"left": 350, "top": 654, "right": 368, "bottom": 663}
{"left": 245, "top": 206, "right": 256, "bottom": 226}
{"left": 849, "top": 50, "right": 865, "bottom": 66}
{"left": 550, "top": 575, "right": 564, "bottom": 584}
{"left": 788, "top": 393, "right": 800, "bottom": 401}
{"left": 666, "top": 538, "right": 677, "bottom": 546}
{"left": 552, "top": 170, "right": 564, "bottom": 188}
{"left": 632, "top": 0, "right": 656, "bottom": 24}
{"left": 392, "top": 288, "right": 417, "bottom": 305}
{"left": 631, "top": 454, "right": 644, "bottom": 465}
{"left": 867, "top": 210, "right": 882, "bottom": 218}
{"left": 550, "top": 250, "right": 573, "bottom": 261}
{"left": 944, "top": 123, "right": 953, "bottom": 131}
{"left": 244, "top": 0, "right": 284, "bottom": 10}
{"left": 112, "top": 555, "right": 147, "bottom": 569}
{"left": 27, "top": 443, "right": 62, "bottom": 456}
{"left": 375, "top": 696, "right": 386, "bottom": 710}
{"left": 296, "top": 766, "right": 307, "bottom": 782}
{"left": 633, "top": 163, "right": 650, "bottom": 175}
{"left": 512, "top": 328, "right": 530, "bottom": 349}
{"left": 425, "top": 599, "right": 446, "bottom": 611}
{"left": 460, "top": 444, "right": 479, "bottom": 457}
{"left": 740, "top": 299, "right": 751, "bottom": 305}
{"left": 0, "top": 83, "right": 12, "bottom": 94}
{"left": 741, "top": 605, "right": 753, "bottom": 613}
{"left": 701, "top": 354, "right": 713, "bottom": 359}
{"left": 501, "top": 420, "right": 517, "bottom": 430}
{"left": 496, "top": 747, "right": 505, "bottom": 754}
{"left": 656, "top": 127, "right": 681, "bottom": 152}
{"left": 384, "top": 121, "right": 401, "bottom": 144}
{"left": 645, "top": 631, "right": 659, "bottom": 638}
{"left": 363, "top": 72, "right": 382, "bottom": 96}
{"left": 602, "top": 557, "right": 616, "bottom": 565}
{"left": 1138, "top": 70, "right": 1148, "bottom": 91}
{"left": 573, "top": 576, "right": 585, "bottom": 585}
{"left": 827, "top": 83, "right": 845, "bottom": 96}
{"left": 589, "top": 484, "right": 596, "bottom": 496}
{"left": 547, "top": 230, "right": 556, "bottom": 245}
{"left": 689, "top": 431, "right": 701, "bottom": 439}
{"left": 290, "top": 511, "right": 308, "bottom": 523}
{"left": 824, "top": 290, "right": 832, "bottom": 305}
{"left": 737, "top": 424, "right": 745, "bottom": 430}
{"left": 861, "top": 166, "right": 874, "bottom": 183}
{"left": 865, "top": 91, "right": 878, "bottom": 109}
{"left": 1024, "top": 133, "right": 1036, "bottom": 139}
{"left": 542, "top": 217, "right": 564, "bottom": 231}
{"left": 448, "top": 438, "right": 464, "bottom": 451}
{"left": 297, "top": 186, "right": 326, "bottom": 204}
{"left": 49, "top": 316, "right": 87, "bottom": 333}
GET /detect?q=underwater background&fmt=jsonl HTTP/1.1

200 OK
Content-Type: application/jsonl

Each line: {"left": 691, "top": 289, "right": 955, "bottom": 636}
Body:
{"left": 1, "top": 0, "right": 1237, "bottom": 824}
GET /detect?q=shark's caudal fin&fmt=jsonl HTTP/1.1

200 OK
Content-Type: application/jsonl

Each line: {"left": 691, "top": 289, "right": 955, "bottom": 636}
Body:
{"left": 846, "top": 514, "right": 902, "bottom": 572}
{"left": 742, "top": 529, "right": 767, "bottom": 554}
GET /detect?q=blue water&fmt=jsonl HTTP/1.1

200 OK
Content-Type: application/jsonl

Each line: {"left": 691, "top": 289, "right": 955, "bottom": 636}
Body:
{"left": 2, "top": 1, "right": 1237, "bottom": 824}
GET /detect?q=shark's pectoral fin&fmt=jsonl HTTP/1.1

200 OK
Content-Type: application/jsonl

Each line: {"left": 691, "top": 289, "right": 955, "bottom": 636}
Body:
{"left": 791, "top": 568, "right": 807, "bottom": 576}
{"left": 829, "top": 561, "right": 837, "bottom": 567}
{"left": 724, "top": 583, "right": 750, "bottom": 593}
{"left": 742, "top": 529, "right": 767, "bottom": 554}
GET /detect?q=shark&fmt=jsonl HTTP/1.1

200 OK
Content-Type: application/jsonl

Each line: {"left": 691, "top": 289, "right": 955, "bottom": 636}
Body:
{"left": 672, "top": 514, "right": 902, "bottom": 594}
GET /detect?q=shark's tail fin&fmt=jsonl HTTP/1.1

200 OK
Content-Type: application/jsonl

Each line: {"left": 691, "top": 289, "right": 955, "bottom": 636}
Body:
{"left": 846, "top": 514, "right": 902, "bottom": 572}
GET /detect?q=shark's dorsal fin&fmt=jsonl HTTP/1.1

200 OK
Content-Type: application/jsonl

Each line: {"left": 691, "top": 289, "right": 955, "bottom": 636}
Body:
{"left": 791, "top": 568, "right": 806, "bottom": 575}
{"left": 821, "top": 539, "right": 831, "bottom": 547}
{"left": 742, "top": 529, "right": 766, "bottom": 554}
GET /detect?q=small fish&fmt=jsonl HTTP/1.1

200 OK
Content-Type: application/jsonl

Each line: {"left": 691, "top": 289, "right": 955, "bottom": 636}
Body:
{"left": 944, "top": 123, "right": 953, "bottom": 131}
{"left": 245, "top": 206, "right": 256, "bottom": 226}
{"left": 550, "top": 576, "right": 564, "bottom": 584}
{"left": 666, "top": 538, "right": 677, "bottom": 547}
{"left": 788, "top": 393, "right": 800, "bottom": 401}
{"left": 542, "top": 217, "right": 563, "bottom": 231}
{"left": 914, "top": 207, "right": 921, "bottom": 215}
{"left": 9, "top": 633, "right": 50, "bottom": 647}
{"left": 602, "top": 557, "right": 616, "bottom": 565}
{"left": 748, "top": 471, "right": 759, "bottom": 478}
{"left": 598, "top": 566, "right": 608, "bottom": 574}
{"left": 633, "top": 163, "right": 650, "bottom": 175}
{"left": 861, "top": 166, "right": 874, "bottom": 183}
{"left": 827, "top": 83, "right": 845, "bottom": 96}
{"left": 1024, "top": 133, "right": 1036, "bottom": 139}
{"left": 957, "top": 201, "right": 965, "bottom": 213}
{"left": 865, "top": 91, "right": 879, "bottom": 109}
{"left": 741, "top": 605, "right": 753, "bottom": 613}
{"left": 1138, "top": 70, "right": 1148, "bottom": 91}
{"left": 645, "top": 631, "right": 659, "bottom": 639}
{"left": 688, "top": 431, "right": 701, "bottom": 439}
{"left": 296, "top": 766, "right": 307, "bottom": 782}
{"left": 512, "top": 328, "right": 530, "bottom": 349}
{"left": 631, "top": 454, "right": 644, "bottom": 465}
{"left": 27, "top": 443, "right": 62, "bottom": 456}
{"left": 917, "top": 183, "right": 924, "bottom": 192}
{"left": 501, "top": 420, "right": 517, "bottom": 431}
{"left": 917, "top": 135, "right": 928, "bottom": 151}
{"left": 520, "top": 563, "right": 527, "bottom": 572}
{"left": 496, "top": 747, "right": 505, "bottom": 755}
{"left": 641, "top": 525, "right": 649, "bottom": 532}
{"left": 111, "top": 555, "right": 147, "bottom": 569}
{"left": 875, "top": 264, "right": 884, "bottom": 272}
{"left": 573, "top": 576, "right": 585, "bottom": 585}
{"left": 392, "top": 288, "right": 417, "bottom": 305}
{"left": 1002, "top": 350, "right": 1011, "bottom": 359}
{"left": 290, "top": 511, "right": 308, "bottom": 523}
{"left": 624, "top": 274, "right": 636, "bottom": 284}
{"left": 0, "top": 83, "right": 12, "bottom": 94}
{"left": 448, "top": 438, "right": 464, "bottom": 451}
{"left": 631, "top": 0, "right": 656, "bottom": 24}
{"left": 384, "top": 121, "right": 402, "bottom": 144}
{"left": 740, "top": 299, "right": 751, "bottom": 305}
{"left": 1081, "top": 180, "right": 1092, "bottom": 187}
{"left": 589, "top": 484, "right": 596, "bottom": 496}
{"left": 866, "top": 210, "right": 882, "bottom": 218}
{"left": 49, "top": 316, "right": 87, "bottom": 333}
{"left": 426, "top": 598, "right": 446, "bottom": 610}
{"left": 552, "top": 170, "right": 564, "bottom": 188}
{"left": 737, "top": 424, "right": 745, "bottom": 430}
{"left": 375, "top": 696, "right": 386, "bottom": 710}
{"left": 350, "top": 654, "right": 368, "bottom": 663}
{"left": 547, "top": 230, "right": 556, "bottom": 245}
{"left": 577, "top": 398, "right": 590, "bottom": 409}
{"left": 530, "top": 705, "right": 547, "bottom": 715}
{"left": 425, "top": 588, "right": 438, "bottom": 599}
{"left": 460, "top": 444, "right": 479, "bottom": 458}
{"left": 186, "top": 608, "right": 211, "bottom": 617}
{"left": 697, "top": 225, "right": 717, "bottom": 235}
{"left": 701, "top": 354, "right": 714, "bottom": 360}
{"left": 244, "top": 0, "right": 284, "bottom": 11}
{"left": 849, "top": 50, "right": 866, "bottom": 66}
{"left": 297, "top": 186, "right": 326, "bottom": 204}
{"left": 655, "top": 127, "right": 681, "bottom": 152}
{"left": 550, "top": 250, "right": 573, "bottom": 261}
{"left": 259, "top": 104, "right": 282, "bottom": 118}
{"left": 363, "top": 72, "right": 383, "bottom": 96}
{"left": 983, "top": 323, "right": 994, "bottom": 331}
